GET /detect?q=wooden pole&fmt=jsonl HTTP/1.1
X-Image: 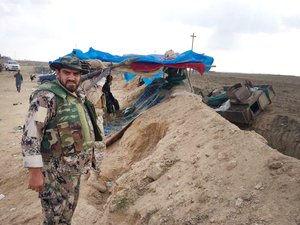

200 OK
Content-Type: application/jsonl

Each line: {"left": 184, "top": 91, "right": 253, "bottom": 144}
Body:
{"left": 190, "top": 32, "right": 196, "bottom": 50}
{"left": 187, "top": 32, "right": 197, "bottom": 93}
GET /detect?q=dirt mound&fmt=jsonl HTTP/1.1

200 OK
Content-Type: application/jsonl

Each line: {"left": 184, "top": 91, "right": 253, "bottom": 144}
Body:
{"left": 121, "top": 121, "right": 168, "bottom": 163}
{"left": 85, "top": 89, "right": 300, "bottom": 225}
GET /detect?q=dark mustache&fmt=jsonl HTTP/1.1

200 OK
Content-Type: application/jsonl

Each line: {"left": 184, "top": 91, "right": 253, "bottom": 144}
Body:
{"left": 66, "top": 81, "right": 76, "bottom": 85}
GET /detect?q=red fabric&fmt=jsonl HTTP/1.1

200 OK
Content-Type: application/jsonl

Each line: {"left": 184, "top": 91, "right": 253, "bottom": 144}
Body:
{"left": 130, "top": 62, "right": 207, "bottom": 75}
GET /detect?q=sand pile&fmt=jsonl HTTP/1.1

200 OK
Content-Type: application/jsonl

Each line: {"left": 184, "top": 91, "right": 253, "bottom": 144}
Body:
{"left": 73, "top": 84, "right": 300, "bottom": 225}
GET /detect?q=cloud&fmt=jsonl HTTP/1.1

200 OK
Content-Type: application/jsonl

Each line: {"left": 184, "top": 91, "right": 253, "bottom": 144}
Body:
{"left": 0, "top": 1, "right": 23, "bottom": 16}
{"left": 282, "top": 15, "right": 300, "bottom": 29}
{"left": 161, "top": 1, "right": 297, "bottom": 50}
{"left": 0, "top": 0, "right": 300, "bottom": 75}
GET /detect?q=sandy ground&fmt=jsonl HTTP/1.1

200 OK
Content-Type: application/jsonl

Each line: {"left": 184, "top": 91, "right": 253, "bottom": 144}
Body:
{"left": 0, "top": 63, "right": 300, "bottom": 225}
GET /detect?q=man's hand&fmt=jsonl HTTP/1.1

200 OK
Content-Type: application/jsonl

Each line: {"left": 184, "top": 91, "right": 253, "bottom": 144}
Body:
{"left": 28, "top": 168, "right": 45, "bottom": 192}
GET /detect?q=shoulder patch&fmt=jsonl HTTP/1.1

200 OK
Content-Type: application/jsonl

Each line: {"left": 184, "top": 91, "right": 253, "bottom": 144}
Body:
{"left": 31, "top": 90, "right": 55, "bottom": 103}
{"left": 34, "top": 106, "right": 48, "bottom": 123}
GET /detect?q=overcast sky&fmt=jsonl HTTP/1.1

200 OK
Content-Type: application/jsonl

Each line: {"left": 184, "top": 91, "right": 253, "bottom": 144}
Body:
{"left": 1, "top": 0, "right": 300, "bottom": 76}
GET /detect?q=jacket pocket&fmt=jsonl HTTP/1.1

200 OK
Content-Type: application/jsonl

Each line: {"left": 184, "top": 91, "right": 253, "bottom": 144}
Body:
{"left": 41, "top": 127, "right": 61, "bottom": 160}
{"left": 57, "top": 122, "right": 84, "bottom": 156}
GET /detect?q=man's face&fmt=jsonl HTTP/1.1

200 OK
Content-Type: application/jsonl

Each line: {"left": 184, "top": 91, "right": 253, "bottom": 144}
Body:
{"left": 56, "top": 68, "right": 81, "bottom": 92}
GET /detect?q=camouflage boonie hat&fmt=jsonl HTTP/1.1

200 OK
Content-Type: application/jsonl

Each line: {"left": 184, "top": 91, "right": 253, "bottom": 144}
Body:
{"left": 87, "top": 59, "right": 105, "bottom": 70}
{"left": 50, "top": 56, "right": 84, "bottom": 72}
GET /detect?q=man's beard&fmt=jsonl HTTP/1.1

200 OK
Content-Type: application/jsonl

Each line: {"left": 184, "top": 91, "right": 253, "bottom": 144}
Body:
{"left": 59, "top": 79, "right": 80, "bottom": 92}
{"left": 65, "top": 81, "right": 80, "bottom": 92}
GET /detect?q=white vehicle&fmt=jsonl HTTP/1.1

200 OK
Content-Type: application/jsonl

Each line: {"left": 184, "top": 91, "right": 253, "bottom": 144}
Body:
{"left": 4, "top": 60, "right": 20, "bottom": 71}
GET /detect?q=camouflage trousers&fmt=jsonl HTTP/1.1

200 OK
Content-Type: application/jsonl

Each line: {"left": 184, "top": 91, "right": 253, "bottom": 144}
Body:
{"left": 92, "top": 141, "right": 106, "bottom": 172}
{"left": 39, "top": 169, "right": 81, "bottom": 225}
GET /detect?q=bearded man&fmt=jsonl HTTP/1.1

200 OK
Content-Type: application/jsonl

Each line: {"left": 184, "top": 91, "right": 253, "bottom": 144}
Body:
{"left": 21, "top": 55, "right": 102, "bottom": 225}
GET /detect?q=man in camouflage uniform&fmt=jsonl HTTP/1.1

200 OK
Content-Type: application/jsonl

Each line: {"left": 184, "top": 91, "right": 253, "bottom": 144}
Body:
{"left": 21, "top": 56, "right": 102, "bottom": 225}
{"left": 81, "top": 59, "right": 107, "bottom": 137}
{"left": 81, "top": 59, "right": 107, "bottom": 191}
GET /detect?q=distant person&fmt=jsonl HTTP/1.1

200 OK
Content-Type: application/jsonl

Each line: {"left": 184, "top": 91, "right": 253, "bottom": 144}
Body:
{"left": 21, "top": 56, "right": 102, "bottom": 225}
{"left": 14, "top": 70, "right": 23, "bottom": 92}
{"left": 30, "top": 74, "right": 36, "bottom": 82}
{"left": 102, "top": 74, "right": 120, "bottom": 113}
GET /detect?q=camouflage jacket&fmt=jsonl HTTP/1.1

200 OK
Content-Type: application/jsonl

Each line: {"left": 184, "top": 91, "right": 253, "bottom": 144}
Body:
{"left": 21, "top": 80, "right": 97, "bottom": 174}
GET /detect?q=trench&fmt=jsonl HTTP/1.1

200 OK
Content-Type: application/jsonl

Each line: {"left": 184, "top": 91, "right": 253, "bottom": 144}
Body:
{"left": 192, "top": 85, "right": 300, "bottom": 160}
{"left": 249, "top": 115, "right": 300, "bottom": 159}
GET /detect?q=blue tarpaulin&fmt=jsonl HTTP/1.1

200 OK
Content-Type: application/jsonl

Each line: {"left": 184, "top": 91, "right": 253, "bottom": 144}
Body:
{"left": 124, "top": 71, "right": 164, "bottom": 85}
{"left": 124, "top": 72, "right": 137, "bottom": 83}
{"left": 52, "top": 48, "right": 214, "bottom": 72}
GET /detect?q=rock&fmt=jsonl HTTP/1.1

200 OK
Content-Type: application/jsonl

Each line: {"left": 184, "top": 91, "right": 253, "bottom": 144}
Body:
{"left": 241, "top": 193, "right": 252, "bottom": 201}
{"left": 146, "top": 164, "right": 164, "bottom": 181}
{"left": 87, "top": 171, "right": 107, "bottom": 193}
{"left": 226, "top": 160, "right": 237, "bottom": 170}
{"left": 0, "top": 194, "right": 5, "bottom": 200}
{"left": 148, "top": 214, "right": 160, "bottom": 225}
{"left": 217, "top": 152, "right": 229, "bottom": 161}
{"left": 268, "top": 160, "right": 283, "bottom": 169}
{"left": 235, "top": 198, "right": 243, "bottom": 207}
{"left": 254, "top": 182, "right": 264, "bottom": 190}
